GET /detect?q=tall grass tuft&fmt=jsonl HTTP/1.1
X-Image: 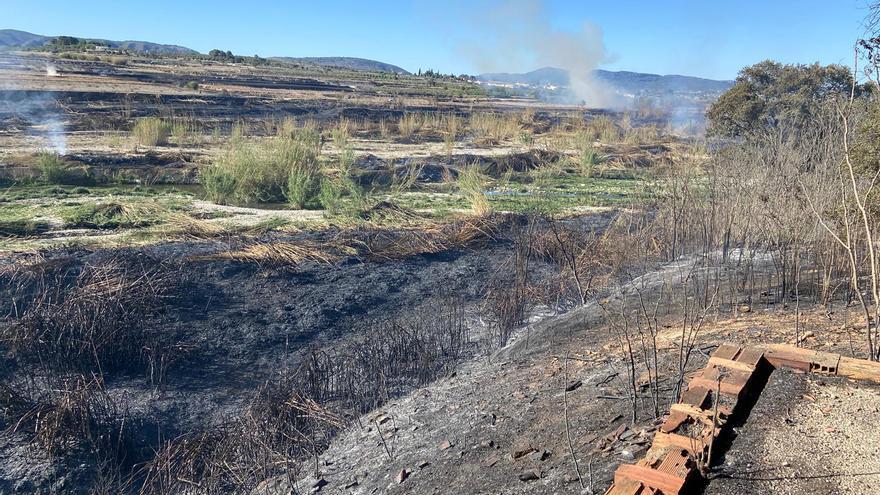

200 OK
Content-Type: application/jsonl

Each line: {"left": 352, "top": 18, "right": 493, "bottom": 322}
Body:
{"left": 457, "top": 164, "right": 491, "bottom": 215}
{"left": 36, "top": 151, "right": 70, "bottom": 184}
{"left": 470, "top": 112, "right": 520, "bottom": 144}
{"left": 202, "top": 124, "right": 324, "bottom": 207}
{"left": 443, "top": 113, "right": 460, "bottom": 157}
{"left": 397, "top": 113, "right": 422, "bottom": 139}
{"left": 133, "top": 117, "right": 171, "bottom": 147}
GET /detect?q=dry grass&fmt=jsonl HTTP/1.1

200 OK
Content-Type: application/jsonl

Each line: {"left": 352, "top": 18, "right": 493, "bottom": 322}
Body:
{"left": 198, "top": 241, "right": 341, "bottom": 267}
{"left": 132, "top": 117, "right": 171, "bottom": 147}
{"left": 397, "top": 112, "right": 423, "bottom": 139}
{"left": 0, "top": 253, "right": 178, "bottom": 374}
{"left": 470, "top": 112, "right": 520, "bottom": 144}
{"left": 361, "top": 215, "right": 501, "bottom": 261}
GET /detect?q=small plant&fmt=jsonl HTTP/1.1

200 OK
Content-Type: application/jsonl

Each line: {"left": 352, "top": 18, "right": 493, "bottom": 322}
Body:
{"left": 171, "top": 117, "right": 197, "bottom": 147}
{"left": 36, "top": 151, "right": 70, "bottom": 184}
{"left": 397, "top": 113, "right": 422, "bottom": 139}
{"left": 202, "top": 124, "right": 324, "bottom": 207}
{"left": 443, "top": 114, "right": 460, "bottom": 157}
{"left": 133, "top": 117, "right": 171, "bottom": 147}
{"left": 457, "top": 164, "right": 491, "bottom": 215}
{"left": 184, "top": 80, "right": 200, "bottom": 90}
{"left": 470, "top": 112, "right": 520, "bottom": 144}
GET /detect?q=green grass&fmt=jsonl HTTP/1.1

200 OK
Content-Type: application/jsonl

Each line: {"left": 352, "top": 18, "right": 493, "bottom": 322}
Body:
{"left": 133, "top": 117, "right": 172, "bottom": 147}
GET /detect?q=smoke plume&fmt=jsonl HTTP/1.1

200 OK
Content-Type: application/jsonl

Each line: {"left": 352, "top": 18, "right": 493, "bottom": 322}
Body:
{"left": 0, "top": 56, "right": 68, "bottom": 155}
{"left": 460, "top": 0, "right": 615, "bottom": 107}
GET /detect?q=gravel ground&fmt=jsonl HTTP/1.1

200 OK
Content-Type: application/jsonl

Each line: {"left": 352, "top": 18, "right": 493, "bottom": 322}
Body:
{"left": 706, "top": 369, "right": 880, "bottom": 495}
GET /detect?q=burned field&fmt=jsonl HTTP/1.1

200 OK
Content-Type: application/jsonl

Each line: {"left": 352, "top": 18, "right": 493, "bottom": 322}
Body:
{"left": 2, "top": 38, "right": 880, "bottom": 495}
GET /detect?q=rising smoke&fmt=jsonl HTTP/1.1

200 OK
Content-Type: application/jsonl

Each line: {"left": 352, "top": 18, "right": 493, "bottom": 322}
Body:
{"left": 460, "top": 0, "right": 616, "bottom": 107}
{"left": 0, "top": 55, "right": 68, "bottom": 155}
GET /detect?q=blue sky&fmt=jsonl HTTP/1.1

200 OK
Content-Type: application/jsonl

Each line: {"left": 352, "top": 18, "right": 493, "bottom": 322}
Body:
{"left": 2, "top": 0, "right": 872, "bottom": 80}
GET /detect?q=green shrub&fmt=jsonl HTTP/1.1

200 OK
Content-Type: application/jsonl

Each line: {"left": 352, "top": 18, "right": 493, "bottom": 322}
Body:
{"left": 201, "top": 165, "right": 238, "bottom": 204}
{"left": 185, "top": 80, "right": 200, "bottom": 90}
{"left": 133, "top": 117, "right": 171, "bottom": 147}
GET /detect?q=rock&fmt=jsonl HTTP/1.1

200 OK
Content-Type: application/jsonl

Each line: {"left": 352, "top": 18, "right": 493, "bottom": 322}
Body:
{"left": 397, "top": 469, "right": 410, "bottom": 484}
{"left": 311, "top": 478, "right": 328, "bottom": 492}
{"left": 620, "top": 450, "right": 635, "bottom": 461}
{"left": 518, "top": 469, "right": 541, "bottom": 482}
{"left": 343, "top": 480, "right": 359, "bottom": 489}
{"left": 439, "top": 439, "right": 453, "bottom": 450}
{"left": 511, "top": 446, "right": 536, "bottom": 460}
{"left": 738, "top": 305, "right": 752, "bottom": 313}
{"left": 479, "top": 439, "right": 494, "bottom": 449}
{"left": 528, "top": 450, "right": 551, "bottom": 462}
{"left": 418, "top": 460, "right": 430, "bottom": 469}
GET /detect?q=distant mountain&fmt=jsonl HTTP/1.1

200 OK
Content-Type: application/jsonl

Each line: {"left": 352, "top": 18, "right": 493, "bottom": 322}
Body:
{"left": 478, "top": 67, "right": 732, "bottom": 97}
{"left": 273, "top": 56, "right": 410, "bottom": 75}
{"left": 0, "top": 29, "right": 198, "bottom": 55}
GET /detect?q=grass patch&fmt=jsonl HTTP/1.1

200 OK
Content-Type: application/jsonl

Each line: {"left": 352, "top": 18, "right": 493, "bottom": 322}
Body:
{"left": 202, "top": 125, "right": 324, "bottom": 207}
{"left": 63, "top": 202, "right": 159, "bottom": 229}
{"left": 133, "top": 117, "right": 172, "bottom": 147}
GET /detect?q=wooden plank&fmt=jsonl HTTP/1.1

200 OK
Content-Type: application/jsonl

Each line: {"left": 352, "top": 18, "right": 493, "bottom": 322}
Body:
{"left": 615, "top": 464, "right": 688, "bottom": 494}
{"left": 838, "top": 357, "right": 880, "bottom": 383}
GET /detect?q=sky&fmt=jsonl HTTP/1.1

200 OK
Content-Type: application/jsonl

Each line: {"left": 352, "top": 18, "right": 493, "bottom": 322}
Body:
{"left": 2, "top": 0, "right": 873, "bottom": 80}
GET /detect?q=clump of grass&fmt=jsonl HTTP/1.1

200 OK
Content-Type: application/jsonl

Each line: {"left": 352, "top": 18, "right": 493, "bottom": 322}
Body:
{"left": 202, "top": 124, "right": 324, "bottom": 207}
{"left": 576, "top": 132, "right": 606, "bottom": 177}
{"left": 397, "top": 113, "right": 422, "bottom": 139}
{"left": 36, "top": 151, "right": 71, "bottom": 184}
{"left": 588, "top": 115, "right": 619, "bottom": 143}
{"left": 470, "top": 112, "right": 520, "bottom": 144}
{"left": 457, "top": 164, "right": 491, "bottom": 215}
{"left": 64, "top": 202, "right": 158, "bottom": 229}
{"left": 133, "top": 117, "right": 171, "bottom": 147}
{"left": 171, "top": 117, "right": 198, "bottom": 147}
{"left": 0, "top": 253, "right": 178, "bottom": 374}
{"left": 443, "top": 114, "right": 460, "bottom": 156}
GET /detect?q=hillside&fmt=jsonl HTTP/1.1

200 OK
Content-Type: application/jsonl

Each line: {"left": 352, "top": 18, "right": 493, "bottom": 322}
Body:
{"left": 0, "top": 29, "right": 198, "bottom": 55}
{"left": 478, "top": 66, "right": 732, "bottom": 97}
{"left": 272, "top": 56, "right": 410, "bottom": 74}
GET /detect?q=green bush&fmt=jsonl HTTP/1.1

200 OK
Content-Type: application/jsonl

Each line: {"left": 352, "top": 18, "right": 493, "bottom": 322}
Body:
{"left": 37, "top": 152, "right": 70, "bottom": 184}
{"left": 133, "top": 117, "right": 171, "bottom": 147}
{"left": 202, "top": 125, "right": 325, "bottom": 207}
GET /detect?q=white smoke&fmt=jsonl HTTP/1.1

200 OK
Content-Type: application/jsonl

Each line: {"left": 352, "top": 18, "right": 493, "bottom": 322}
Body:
{"left": 459, "top": 0, "right": 616, "bottom": 107}
{"left": 0, "top": 56, "right": 68, "bottom": 155}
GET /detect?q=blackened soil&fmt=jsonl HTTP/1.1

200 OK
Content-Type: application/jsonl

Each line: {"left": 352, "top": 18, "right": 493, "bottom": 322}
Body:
{"left": 0, "top": 214, "right": 613, "bottom": 493}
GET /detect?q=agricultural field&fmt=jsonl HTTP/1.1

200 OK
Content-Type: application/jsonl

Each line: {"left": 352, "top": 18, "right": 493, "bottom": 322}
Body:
{"left": 2, "top": 6, "right": 880, "bottom": 494}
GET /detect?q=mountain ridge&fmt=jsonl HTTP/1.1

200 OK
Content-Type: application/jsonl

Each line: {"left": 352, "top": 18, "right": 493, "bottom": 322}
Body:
{"left": 478, "top": 66, "right": 733, "bottom": 94}
{"left": 0, "top": 28, "right": 198, "bottom": 55}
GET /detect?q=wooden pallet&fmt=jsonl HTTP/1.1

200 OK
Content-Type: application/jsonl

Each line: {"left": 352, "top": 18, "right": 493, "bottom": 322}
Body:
{"left": 603, "top": 343, "right": 880, "bottom": 494}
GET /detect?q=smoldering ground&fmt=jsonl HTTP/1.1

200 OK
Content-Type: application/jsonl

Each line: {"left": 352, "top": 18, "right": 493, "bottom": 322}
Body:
{"left": 0, "top": 55, "right": 68, "bottom": 154}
